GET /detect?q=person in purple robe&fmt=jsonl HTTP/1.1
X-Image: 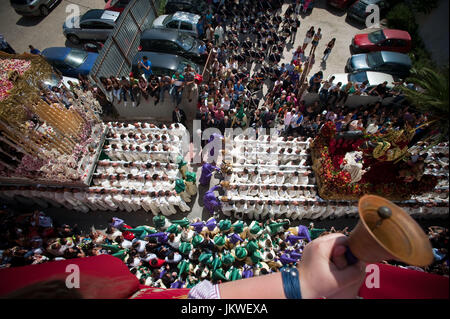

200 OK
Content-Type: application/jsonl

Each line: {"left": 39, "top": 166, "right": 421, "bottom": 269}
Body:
{"left": 205, "top": 218, "right": 217, "bottom": 231}
{"left": 242, "top": 264, "right": 254, "bottom": 278}
{"left": 190, "top": 221, "right": 205, "bottom": 233}
{"left": 203, "top": 185, "right": 222, "bottom": 215}
{"left": 279, "top": 253, "right": 299, "bottom": 265}
{"left": 228, "top": 233, "right": 243, "bottom": 245}
{"left": 146, "top": 232, "right": 168, "bottom": 244}
{"left": 170, "top": 280, "right": 185, "bottom": 289}
{"left": 110, "top": 217, "right": 125, "bottom": 229}
{"left": 199, "top": 162, "right": 220, "bottom": 186}
{"left": 297, "top": 225, "right": 312, "bottom": 242}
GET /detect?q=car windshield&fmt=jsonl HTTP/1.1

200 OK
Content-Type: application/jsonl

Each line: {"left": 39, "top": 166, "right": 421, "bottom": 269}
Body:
{"left": 163, "top": 15, "right": 174, "bottom": 24}
{"left": 349, "top": 71, "right": 368, "bottom": 84}
{"left": 178, "top": 59, "right": 199, "bottom": 74}
{"left": 64, "top": 50, "right": 88, "bottom": 68}
{"left": 368, "top": 30, "right": 386, "bottom": 44}
{"left": 366, "top": 52, "right": 383, "bottom": 67}
{"left": 177, "top": 34, "right": 195, "bottom": 51}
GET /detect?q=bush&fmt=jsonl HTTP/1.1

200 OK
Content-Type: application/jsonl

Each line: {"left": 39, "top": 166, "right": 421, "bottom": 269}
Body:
{"left": 411, "top": 0, "right": 439, "bottom": 14}
{"left": 386, "top": 3, "right": 436, "bottom": 69}
{"left": 386, "top": 3, "right": 418, "bottom": 34}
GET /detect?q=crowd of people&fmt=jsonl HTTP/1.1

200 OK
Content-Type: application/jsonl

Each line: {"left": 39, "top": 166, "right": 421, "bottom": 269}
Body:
{"left": 0, "top": 208, "right": 447, "bottom": 286}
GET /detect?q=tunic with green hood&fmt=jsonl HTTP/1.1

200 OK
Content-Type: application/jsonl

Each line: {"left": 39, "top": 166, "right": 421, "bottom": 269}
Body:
{"left": 177, "top": 155, "right": 188, "bottom": 179}
{"left": 184, "top": 171, "right": 198, "bottom": 196}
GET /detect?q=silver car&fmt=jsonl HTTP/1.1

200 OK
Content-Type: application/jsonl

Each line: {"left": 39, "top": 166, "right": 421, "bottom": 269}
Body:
{"left": 10, "top": 0, "right": 59, "bottom": 16}
{"left": 63, "top": 9, "right": 120, "bottom": 45}
{"left": 152, "top": 11, "right": 200, "bottom": 38}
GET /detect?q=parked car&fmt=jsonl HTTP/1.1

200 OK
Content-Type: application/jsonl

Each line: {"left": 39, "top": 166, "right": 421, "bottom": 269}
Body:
{"left": 327, "top": 0, "right": 356, "bottom": 10}
{"left": 104, "top": 0, "right": 131, "bottom": 13}
{"left": 132, "top": 52, "right": 201, "bottom": 78}
{"left": 328, "top": 71, "right": 395, "bottom": 90}
{"left": 41, "top": 47, "right": 98, "bottom": 78}
{"left": 10, "top": 0, "right": 59, "bottom": 16}
{"left": 347, "top": 0, "right": 389, "bottom": 24}
{"left": 42, "top": 72, "right": 80, "bottom": 90}
{"left": 345, "top": 51, "right": 412, "bottom": 78}
{"left": 139, "top": 29, "right": 205, "bottom": 64}
{"left": 164, "top": 0, "right": 208, "bottom": 15}
{"left": 351, "top": 29, "right": 412, "bottom": 54}
{"left": 151, "top": 11, "right": 200, "bottom": 38}
{"left": 63, "top": 9, "right": 120, "bottom": 45}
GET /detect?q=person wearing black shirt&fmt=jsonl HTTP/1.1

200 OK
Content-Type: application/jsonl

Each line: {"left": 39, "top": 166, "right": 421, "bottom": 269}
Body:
{"left": 172, "top": 106, "right": 187, "bottom": 126}
{"left": 369, "top": 81, "right": 389, "bottom": 98}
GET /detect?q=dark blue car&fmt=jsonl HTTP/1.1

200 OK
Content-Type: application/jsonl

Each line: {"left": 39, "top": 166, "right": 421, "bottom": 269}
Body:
{"left": 41, "top": 47, "right": 98, "bottom": 78}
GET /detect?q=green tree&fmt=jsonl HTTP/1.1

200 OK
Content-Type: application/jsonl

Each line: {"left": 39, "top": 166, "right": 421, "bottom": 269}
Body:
{"left": 401, "top": 66, "right": 449, "bottom": 142}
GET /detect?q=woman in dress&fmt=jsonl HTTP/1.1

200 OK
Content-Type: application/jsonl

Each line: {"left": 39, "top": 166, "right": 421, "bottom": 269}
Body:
{"left": 302, "top": 26, "right": 315, "bottom": 51}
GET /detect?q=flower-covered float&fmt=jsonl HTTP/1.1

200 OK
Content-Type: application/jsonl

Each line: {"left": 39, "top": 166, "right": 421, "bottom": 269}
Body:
{"left": 0, "top": 52, "right": 106, "bottom": 186}
{"left": 310, "top": 121, "right": 439, "bottom": 201}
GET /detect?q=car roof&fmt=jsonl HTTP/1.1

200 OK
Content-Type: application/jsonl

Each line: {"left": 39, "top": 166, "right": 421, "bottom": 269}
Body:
{"left": 81, "top": 9, "right": 120, "bottom": 22}
{"left": 41, "top": 47, "right": 72, "bottom": 60}
{"left": 366, "top": 71, "right": 395, "bottom": 86}
{"left": 133, "top": 52, "right": 183, "bottom": 71}
{"left": 378, "top": 51, "right": 412, "bottom": 66}
{"left": 359, "top": 0, "right": 383, "bottom": 4}
{"left": 383, "top": 29, "right": 411, "bottom": 40}
{"left": 141, "top": 28, "right": 182, "bottom": 42}
{"left": 168, "top": 0, "right": 193, "bottom": 4}
{"left": 172, "top": 11, "right": 200, "bottom": 23}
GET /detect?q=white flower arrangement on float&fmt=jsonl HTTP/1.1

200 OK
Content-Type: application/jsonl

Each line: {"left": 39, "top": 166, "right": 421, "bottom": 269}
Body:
{"left": 340, "top": 151, "right": 366, "bottom": 184}
{"left": 40, "top": 153, "right": 81, "bottom": 181}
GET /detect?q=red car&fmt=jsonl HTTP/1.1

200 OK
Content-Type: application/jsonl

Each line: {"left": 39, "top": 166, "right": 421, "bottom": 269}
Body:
{"left": 351, "top": 29, "right": 412, "bottom": 54}
{"left": 327, "top": 0, "right": 356, "bottom": 9}
{"left": 104, "top": 0, "right": 131, "bottom": 13}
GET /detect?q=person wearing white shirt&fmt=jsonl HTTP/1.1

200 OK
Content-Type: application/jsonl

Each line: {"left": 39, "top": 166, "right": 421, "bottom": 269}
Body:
{"left": 129, "top": 190, "right": 142, "bottom": 211}
{"left": 239, "top": 185, "right": 249, "bottom": 197}
{"left": 102, "top": 189, "right": 119, "bottom": 211}
{"left": 109, "top": 189, "right": 126, "bottom": 211}
{"left": 248, "top": 185, "right": 259, "bottom": 197}
{"left": 221, "top": 198, "right": 235, "bottom": 217}
{"left": 269, "top": 186, "right": 279, "bottom": 198}
{"left": 167, "top": 233, "right": 182, "bottom": 250}
{"left": 158, "top": 194, "right": 173, "bottom": 216}
{"left": 140, "top": 190, "right": 154, "bottom": 213}
{"left": 65, "top": 189, "right": 90, "bottom": 213}
{"left": 260, "top": 185, "right": 270, "bottom": 198}
{"left": 246, "top": 200, "right": 257, "bottom": 220}
{"left": 279, "top": 200, "right": 289, "bottom": 217}
{"left": 119, "top": 190, "right": 135, "bottom": 213}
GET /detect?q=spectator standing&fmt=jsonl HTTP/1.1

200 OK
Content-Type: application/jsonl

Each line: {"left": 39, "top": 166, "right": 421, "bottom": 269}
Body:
{"left": 322, "top": 38, "right": 335, "bottom": 62}
{"left": 29, "top": 45, "right": 41, "bottom": 55}
{"left": 183, "top": 64, "right": 197, "bottom": 103}
{"left": 173, "top": 106, "right": 187, "bottom": 126}
{"left": 302, "top": 26, "right": 315, "bottom": 51}
{"left": 309, "top": 28, "right": 322, "bottom": 55}
{"left": 171, "top": 71, "right": 184, "bottom": 106}
{"left": 138, "top": 56, "right": 152, "bottom": 81}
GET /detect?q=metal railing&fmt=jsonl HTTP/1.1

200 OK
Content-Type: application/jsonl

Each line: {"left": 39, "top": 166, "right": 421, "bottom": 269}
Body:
{"left": 89, "top": 0, "right": 161, "bottom": 86}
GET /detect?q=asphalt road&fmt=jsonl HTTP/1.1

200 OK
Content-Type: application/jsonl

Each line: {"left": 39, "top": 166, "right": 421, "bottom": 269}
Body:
{"left": 0, "top": 0, "right": 106, "bottom": 54}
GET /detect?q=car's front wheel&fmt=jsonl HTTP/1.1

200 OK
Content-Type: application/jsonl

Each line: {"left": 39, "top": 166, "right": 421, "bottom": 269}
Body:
{"left": 40, "top": 5, "right": 49, "bottom": 16}
{"left": 67, "top": 34, "right": 81, "bottom": 45}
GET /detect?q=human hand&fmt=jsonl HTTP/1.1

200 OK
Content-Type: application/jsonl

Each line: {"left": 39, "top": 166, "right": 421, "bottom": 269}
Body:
{"left": 298, "top": 233, "right": 366, "bottom": 299}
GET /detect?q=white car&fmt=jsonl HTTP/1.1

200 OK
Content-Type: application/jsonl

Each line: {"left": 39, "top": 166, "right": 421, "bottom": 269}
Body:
{"left": 328, "top": 71, "right": 395, "bottom": 91}
{"left": 152, "top": 11, "right": 200, "bottom": 38}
